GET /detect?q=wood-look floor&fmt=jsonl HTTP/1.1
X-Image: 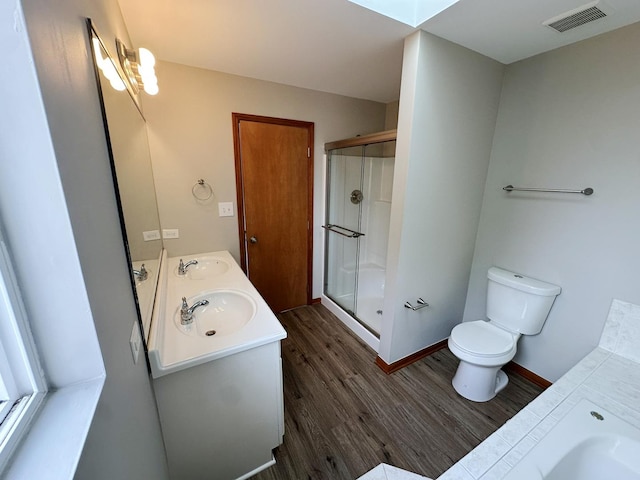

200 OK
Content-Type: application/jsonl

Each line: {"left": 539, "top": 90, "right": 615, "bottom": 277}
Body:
{"left": 253, "top": 304, "right": 543, "bottom": 480}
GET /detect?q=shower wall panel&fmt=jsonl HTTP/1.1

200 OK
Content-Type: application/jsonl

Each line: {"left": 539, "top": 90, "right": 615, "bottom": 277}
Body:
{"left": 359, "top": 156, "right": 394, "bottom": 269}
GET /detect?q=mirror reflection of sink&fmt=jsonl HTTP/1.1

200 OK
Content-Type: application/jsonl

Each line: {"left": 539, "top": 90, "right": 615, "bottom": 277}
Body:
{"left": 175, "top": 290, "right": 256, "bottom": 337}
{"left": 175, "top": 256, "right": 230, "bottom": 280}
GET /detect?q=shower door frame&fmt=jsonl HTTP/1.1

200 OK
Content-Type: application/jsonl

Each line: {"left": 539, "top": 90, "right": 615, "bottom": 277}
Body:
{"left": 323, "top": 129, "right": 396, "bottom": 338}
{"left": 324, "top": 130, "right": 397, "bottom": 152}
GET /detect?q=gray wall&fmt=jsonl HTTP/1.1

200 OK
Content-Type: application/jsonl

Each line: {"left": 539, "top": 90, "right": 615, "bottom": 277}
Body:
{"left": 18, "top": 0, "right": 169, "bottom": 477}
{"left": 141, "top": 60, "right": 387, "bottom": 298}
{"left": 379, "top": 31, "right": 504, "bottom": 363}
{"left": 464, "top": 22, "right": 640, "bottom": 382}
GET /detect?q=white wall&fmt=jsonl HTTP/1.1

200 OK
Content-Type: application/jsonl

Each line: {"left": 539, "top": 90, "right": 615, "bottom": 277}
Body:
{"left": 18, "top": 0, "right": 169, "bottom": 477}
{"left": 379, "top": 31, "right": 504, "bottom": 364}
{"left": 1, "top": 4, "right": 106, "bottom": 475}
{"left": 141, "top": 61, "right": 387, "bottom": 298}
{"left": 464, "top": 22, "right": 640, "bottom": 382}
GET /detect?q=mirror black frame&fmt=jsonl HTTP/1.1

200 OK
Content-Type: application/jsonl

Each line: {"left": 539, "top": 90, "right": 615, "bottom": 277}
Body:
{"left": 87, "top": 18, "right": 163, "bottom": 364}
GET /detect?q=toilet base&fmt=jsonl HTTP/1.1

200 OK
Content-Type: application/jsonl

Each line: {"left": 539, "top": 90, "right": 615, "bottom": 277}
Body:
{"left": 451, "top": 361, "right": 510, "bottom": 402}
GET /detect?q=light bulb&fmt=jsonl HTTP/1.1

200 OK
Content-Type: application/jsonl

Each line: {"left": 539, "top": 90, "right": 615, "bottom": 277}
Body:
{"left": 102, "top": 60, "right": 119, "bottom": 81}
{"left": 142, "top": 75, "right": 158, "bottom": 88}
{"left": 143, "top": 82, "right": 159, "bottom": 95}
{"left": 138, "top": 47, "right": 156, "bottom": 67}
{"left": 138, "top": 64, "right": 155, "bottom": 80}
{"left": 92, "top": 38, "right": 104, "bottom": 65}
{"left": 110, "top": 77, "right": 126, "bottom": 91}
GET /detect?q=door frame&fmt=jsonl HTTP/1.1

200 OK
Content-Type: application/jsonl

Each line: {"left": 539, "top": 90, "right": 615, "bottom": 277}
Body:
{"left": 231, "top": 113, "right": 314, "bottom": 305}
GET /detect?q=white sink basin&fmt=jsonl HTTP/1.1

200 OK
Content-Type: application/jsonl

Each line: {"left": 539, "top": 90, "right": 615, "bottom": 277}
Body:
{"left": 175, "top": 290, "right": 256, "bottom": 337}
{"left": 175, "top": 256, "right": 230, "bottom": 280}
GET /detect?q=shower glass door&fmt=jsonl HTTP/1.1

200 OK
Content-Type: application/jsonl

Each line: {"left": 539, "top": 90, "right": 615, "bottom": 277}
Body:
{"left": 324, "top": 145, "right": 364, "bottom": 317}
{"left": 324, "top": 132, "right": 396, "bottom": 339}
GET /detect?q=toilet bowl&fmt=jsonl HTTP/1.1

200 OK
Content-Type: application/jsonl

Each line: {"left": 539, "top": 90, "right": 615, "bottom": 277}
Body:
{"left": 448, "top": 267, "right": 561, "bottom": 402}
{"left": 448, "top": 320, "right": 519, "bottom": 402}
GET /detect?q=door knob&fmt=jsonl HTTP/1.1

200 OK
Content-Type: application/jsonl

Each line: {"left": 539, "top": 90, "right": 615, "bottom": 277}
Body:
{"left": 249, "top": 236, "right": 258, "bottom": 244}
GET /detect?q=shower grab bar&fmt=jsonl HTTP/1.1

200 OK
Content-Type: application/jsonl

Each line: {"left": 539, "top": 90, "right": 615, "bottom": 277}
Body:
{"left": 404, "top": 298, "right": 429, "bottom": 311}
{"left": 503, "top": 184, "right": 594, "bottom": 196}
{"left": 322, "top": 224, "right": 365, "bottom": 238}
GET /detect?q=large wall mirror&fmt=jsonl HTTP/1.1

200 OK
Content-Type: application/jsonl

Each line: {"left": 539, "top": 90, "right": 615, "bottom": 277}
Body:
{"left": 88, "top": 20, "right": 163, "bottom": 347}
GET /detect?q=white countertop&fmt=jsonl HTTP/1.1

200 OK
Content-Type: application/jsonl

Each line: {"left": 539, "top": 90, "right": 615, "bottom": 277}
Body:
{"left": 438, "top": 298, "right": 640, "bottom": 480}
{"left": 148, "top": 250, "right": 286, "bottom": 378}
{"left": 359, "top": 298, "right": 640, "bottom": 480}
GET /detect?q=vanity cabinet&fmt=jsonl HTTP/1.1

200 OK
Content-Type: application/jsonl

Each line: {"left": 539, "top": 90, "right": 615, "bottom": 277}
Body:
{"left": 148, "top": 251, "right": 287, "bottom": 479}
{"left": 153, "top": 341, "right": 284, "bottom": 480}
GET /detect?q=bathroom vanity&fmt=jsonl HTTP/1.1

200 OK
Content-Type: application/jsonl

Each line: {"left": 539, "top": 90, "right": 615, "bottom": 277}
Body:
{"left": 148, "top": 250, "right": 286, "bottom": 480}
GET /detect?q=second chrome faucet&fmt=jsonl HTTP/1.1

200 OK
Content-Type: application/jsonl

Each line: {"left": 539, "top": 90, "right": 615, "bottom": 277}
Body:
{"left": 178, "top": 258, "right": 198, "bottom": 275}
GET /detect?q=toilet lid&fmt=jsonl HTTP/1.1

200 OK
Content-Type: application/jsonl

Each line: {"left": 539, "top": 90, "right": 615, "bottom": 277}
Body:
{"left": 450, "top": 320, "right": 515, "bottom": 357}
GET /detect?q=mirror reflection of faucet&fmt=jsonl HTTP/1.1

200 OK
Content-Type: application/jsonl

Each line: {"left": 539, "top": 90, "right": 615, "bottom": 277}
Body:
{"left": 133, "top": 263, "right": 148, "bottom": 281}
{"left": 178, "top": 258, "right": 198, "bottom": 275}
{"left": 180, "top": 296, "right": 209, "bottom": 325}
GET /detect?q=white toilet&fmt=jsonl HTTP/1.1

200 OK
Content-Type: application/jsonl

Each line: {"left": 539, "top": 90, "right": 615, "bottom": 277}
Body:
{"left": 448, "top": 267, "right": 561, "bottom": 402}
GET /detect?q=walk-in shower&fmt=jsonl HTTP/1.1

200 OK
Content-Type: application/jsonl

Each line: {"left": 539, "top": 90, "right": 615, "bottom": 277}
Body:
{"left": 322, "top": 130, "right": 395, "bottom": 348}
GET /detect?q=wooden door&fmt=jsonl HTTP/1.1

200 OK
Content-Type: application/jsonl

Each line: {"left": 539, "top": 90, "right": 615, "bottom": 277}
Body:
{"left": 232, "top": 114, "right": 313, "bottom": 312}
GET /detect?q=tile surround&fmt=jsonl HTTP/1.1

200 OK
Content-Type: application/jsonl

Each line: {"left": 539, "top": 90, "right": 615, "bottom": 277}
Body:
{"left": 364, "top": 298, "right": 640, "bottom": 479}
{"left": 358, "top": 463, "right": 432, "bottom": 480}
{"left": 599, "top": 298, "right": 640, "bottom": 361}
{"left": 466, "top": 298, "right": 640, "bottom": 480}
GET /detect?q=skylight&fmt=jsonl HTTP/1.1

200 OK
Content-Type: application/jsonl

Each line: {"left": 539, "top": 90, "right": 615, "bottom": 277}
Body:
{"left": 348, "top": 0, "right": 461, "bottom": 27}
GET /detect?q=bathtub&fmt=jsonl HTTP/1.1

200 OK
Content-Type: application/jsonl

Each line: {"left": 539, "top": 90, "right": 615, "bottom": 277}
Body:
{"left": 505, "top": 399, "right": 640, "bottom": 479}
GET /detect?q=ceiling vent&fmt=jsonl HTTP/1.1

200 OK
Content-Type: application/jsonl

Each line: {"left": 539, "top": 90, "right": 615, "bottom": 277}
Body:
{"left": 543, "top": 1, "right": 610, "bottom": 33}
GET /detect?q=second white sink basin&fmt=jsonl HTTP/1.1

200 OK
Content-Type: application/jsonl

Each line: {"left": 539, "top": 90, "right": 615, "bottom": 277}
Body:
{"left": 175, "top": 290, "right": 257, "bottom": 338}
{"left": 175, "top": 256, "right": 230, "bottom": 280}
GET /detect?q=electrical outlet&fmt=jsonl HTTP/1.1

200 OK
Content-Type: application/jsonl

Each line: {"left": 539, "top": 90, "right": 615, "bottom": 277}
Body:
{"left": 163, "top": 228, "right": 179, "bottom": 239}
{"left": 130, "top": 322, "right": 141, "bottom": 364}
{"left": 143, "top": 230, "right": 161, "bottom": 241}
{"left": 218, "top": 202, "right": 234, "bottom": 217}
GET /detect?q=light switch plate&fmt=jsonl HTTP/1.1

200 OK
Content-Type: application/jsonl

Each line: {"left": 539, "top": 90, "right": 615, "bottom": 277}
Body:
{"left": 163, "top": 228, "right": 179, "bottom": 239}
{"left": 130, "top": 322, "right": 141, "bottom": 364}
{"left": 143, "top": 230, "right": 161, "bottom": 241}
{"left": 218, "top": 202, "right": 234, "bottom": 217}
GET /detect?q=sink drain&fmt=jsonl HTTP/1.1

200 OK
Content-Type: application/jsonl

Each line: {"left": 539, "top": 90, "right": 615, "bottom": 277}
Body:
{"left": 205, "top": 330, "right": 216, "bottom": 337}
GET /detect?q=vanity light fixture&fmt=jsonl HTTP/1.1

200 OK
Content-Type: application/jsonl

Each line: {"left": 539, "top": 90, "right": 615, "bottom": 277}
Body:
{"left": 116, "top": 39, "right": 159, "bottom": 95}
{"left": 92, "top": 38, "right": 126, "bottom": 92}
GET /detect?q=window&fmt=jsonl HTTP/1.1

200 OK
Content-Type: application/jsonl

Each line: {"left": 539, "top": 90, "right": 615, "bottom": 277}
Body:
{"left": 0, "top": 226, "right": 46, "bottom": 472}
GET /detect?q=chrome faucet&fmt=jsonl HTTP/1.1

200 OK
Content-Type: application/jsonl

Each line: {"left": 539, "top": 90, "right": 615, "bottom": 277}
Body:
{"left": 132, "top": 263, "right": 148, "bottom": 281}
{"left": 178, "top": 258, "right": 198, "bottom": 275}
{"left": 180, "top": 296, "right": 209, "bottom": 324}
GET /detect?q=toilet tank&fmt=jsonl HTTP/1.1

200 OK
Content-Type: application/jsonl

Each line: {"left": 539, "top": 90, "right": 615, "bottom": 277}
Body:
{"left": 486, "top": 267, "right": 561, "bottom": 335}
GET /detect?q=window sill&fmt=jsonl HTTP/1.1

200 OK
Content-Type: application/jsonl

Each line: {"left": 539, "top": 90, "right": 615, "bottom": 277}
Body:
{"left": 3, "top": 377, "right": 104, "bottom": 479}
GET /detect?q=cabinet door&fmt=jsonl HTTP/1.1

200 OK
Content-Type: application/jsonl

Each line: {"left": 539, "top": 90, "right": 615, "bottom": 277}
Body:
{"left": 154, "top": 342, "right": 284, "bottom": 479}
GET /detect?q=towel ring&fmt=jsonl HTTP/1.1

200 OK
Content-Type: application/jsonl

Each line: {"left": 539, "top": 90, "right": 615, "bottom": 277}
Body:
{"left": 192, "top": 179, "right": 213, "bottom": 201}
